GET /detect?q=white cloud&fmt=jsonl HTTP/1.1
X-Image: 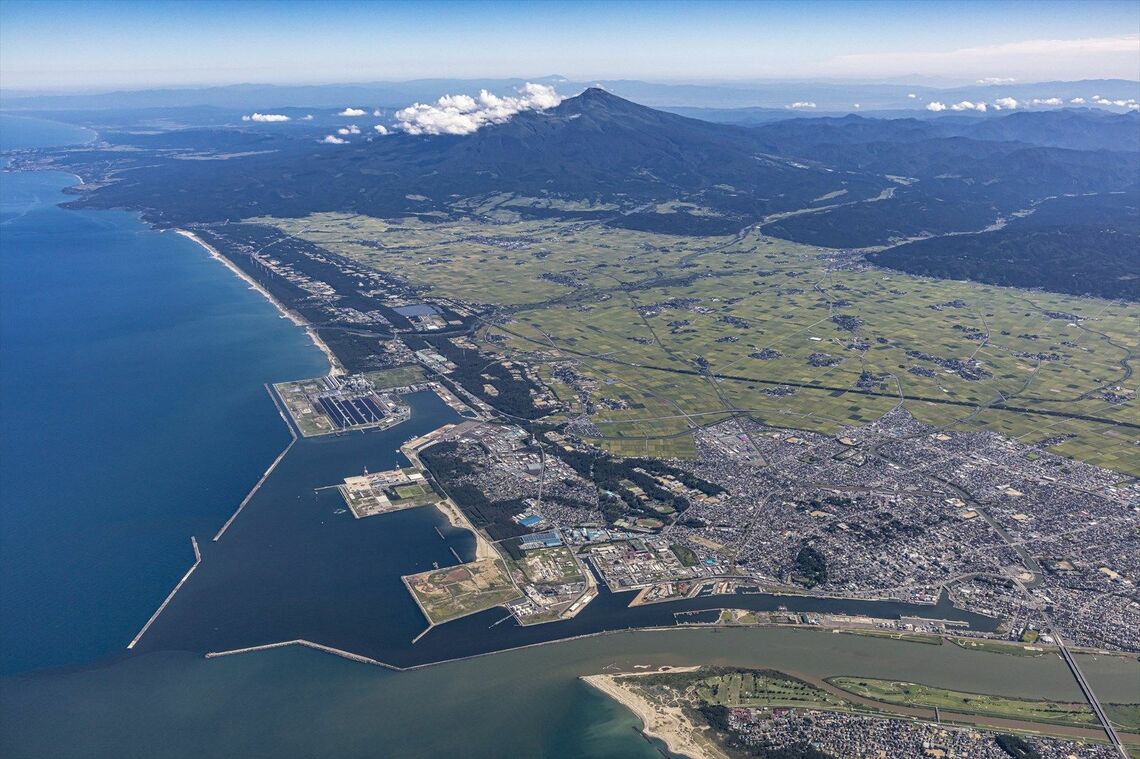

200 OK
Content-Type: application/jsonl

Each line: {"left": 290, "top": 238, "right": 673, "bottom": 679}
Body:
{"left": 829, "top": 35, "right": 1140, "bottom": 80}
{"left": 992, "top": 97, "right": 1019, "bottom": 110}
{"left": 853, "top": 103, "right": 860, "bottom": 109}
{"left": 321, "top": 134, "right": 348, "bottom": 144}
{"left": 395, "top": 82, "right": 561, "bottom": 136}
{"left": 1093, "top": 96, "right": 1140, "bottom": 108}
{"left": 926, "top": 101, "right": 948, "bottom": 112}
{"left": 950, "top": 100, "right": 987, "bottom": 112}
{"left": 242, "top": 112, "right": 290, "bottom": 122}
{"left": 786, "top": 101, "right": 817, "bottom": 109}
{"left": 373, "top": 124, "right": 390, "bottom": 135}
{"left": 1031, "top": 97, "right": 1063, "bottom": 106}
{"left": 338, "top": 107, "right": 366, "bottom": 117}
{"left": 907, "top": 93, "right": 917, "bottom": 99}
{"left": 1070, "top": 97, "right": 1086, "bottom": 104}
{"left": 336, "top": 124, "right": 361, "bottom": 135}
{"left": 372, "top": 109, "right": 383, "bottom": 117}
{"left": 976, "top": 77, "right": 1016, "bottom": 85}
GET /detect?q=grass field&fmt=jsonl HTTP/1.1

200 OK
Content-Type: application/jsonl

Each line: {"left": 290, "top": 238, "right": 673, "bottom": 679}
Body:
{"left": 949, "top": 637, "right": 1050, "bottom": 657}
{"left": 693, "top": 670, "right": 847, "bottom": 710}
{"left": 364, "top": 365, "right": 426, "bottom": 389}
{"left": 256, "top": 212, "right": 1138, "bottom": 474}
{"left": 404, "top": 559, "right": 520, "bottom": 625}
{"left": 836, "top": 628, "right": 944, "bottom": 645}
{"left": 826, "top": 676, "right": 1120, "bottom": 730}
{"left": 273, "top": 378, "right": 336, "bottom": 437}
{"left": 510, "top": 546, "right": 585, "bottom": 585}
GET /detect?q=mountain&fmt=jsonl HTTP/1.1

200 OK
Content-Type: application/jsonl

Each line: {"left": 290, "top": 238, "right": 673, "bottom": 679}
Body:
{"left": 959, "top": 109, "right": 1140, "bottom": 152}
{"left": 404, "top": 88, "right": 886, "bottom": 231}
{"left": 13, "top": 88, "right": 1140, "bottom": 298}
{"left": 5, "top": 76, "right": 1137, "bottom": 112}
{"left": 33, "top": 88, "right": 886, "bottom": 234}
{"left": 746, "top": 111, "right": 1140, "bottom": 247}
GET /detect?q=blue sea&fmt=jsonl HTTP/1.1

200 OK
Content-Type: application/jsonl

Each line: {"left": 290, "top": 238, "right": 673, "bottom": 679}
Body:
{"left": 0, "top": 114, "right": 328, "bottom": 673}
{"left": 0, "top": 114, "right": 666, "bottom": 758}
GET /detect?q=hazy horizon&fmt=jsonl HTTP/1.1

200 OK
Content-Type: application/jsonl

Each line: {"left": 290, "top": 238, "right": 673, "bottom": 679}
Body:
{"left": 2, "top": 0, "right": 1138, "bottom": 91}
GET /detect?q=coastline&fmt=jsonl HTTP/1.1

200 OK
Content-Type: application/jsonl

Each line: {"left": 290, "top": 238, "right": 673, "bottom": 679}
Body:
{"left": 434, "top": 497, "right": 499, "bottom": 562}
{"left": 582, "top": 668, "right": 725, "bottom": 759}
{"left": 172, "top": 228, "right": 344, "bottom": 376}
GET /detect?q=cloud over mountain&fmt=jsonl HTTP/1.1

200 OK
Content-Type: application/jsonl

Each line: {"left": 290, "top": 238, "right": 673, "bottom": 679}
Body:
{"left": 394, "top": 83, "right": 561, "bottom": 135}
{"left": 242, "top": 113, "right": 290, "bottom": 122}
{"left": 338, "top": 107, "right": 366, "bottom": 116}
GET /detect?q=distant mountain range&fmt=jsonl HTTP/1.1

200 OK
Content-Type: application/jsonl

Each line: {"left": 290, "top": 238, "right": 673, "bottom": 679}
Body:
{"left": 9, "top": 87, "right": 1139, "bottom": 299}
{"left": 3, "top": 75, "right": 1138, "bottom": 113}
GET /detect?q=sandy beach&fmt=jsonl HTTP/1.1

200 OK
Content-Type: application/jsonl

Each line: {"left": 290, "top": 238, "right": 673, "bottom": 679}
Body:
{"left": 582, "top": 668, "right": 726, "bottom": 759}
{"left": 435, "top": 498, "right": 499, "bottom": 562}
{"left": 173, "top": 228, "right": 344, "bottom": 376}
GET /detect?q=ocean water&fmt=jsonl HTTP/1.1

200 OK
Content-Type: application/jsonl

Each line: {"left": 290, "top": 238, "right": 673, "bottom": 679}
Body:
{"left": 0, "top": 115, "right": 663, "bottom": 758}
{"left": 0, "top": 116, "right": 328, "bottom": 673}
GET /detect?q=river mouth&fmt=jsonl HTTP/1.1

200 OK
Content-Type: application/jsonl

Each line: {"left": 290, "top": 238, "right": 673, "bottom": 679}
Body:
{"left": 7, "top": 625, "right": 1138, "bottom": 759}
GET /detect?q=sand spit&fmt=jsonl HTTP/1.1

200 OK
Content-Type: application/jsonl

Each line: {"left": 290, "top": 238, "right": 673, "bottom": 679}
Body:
{"left": 582, "top": 667, "right": 726, "bottom": 759}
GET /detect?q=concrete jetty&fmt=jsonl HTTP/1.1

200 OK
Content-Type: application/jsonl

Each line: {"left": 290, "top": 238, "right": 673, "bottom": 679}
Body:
{"left": 204, "top": 639, "right": 396, "bottom": 669}
{"left": 127, "top": 536, "right": 201, "bottom": 650}
{"left": 213, "top": 385, "right": 297, "bottom": 542}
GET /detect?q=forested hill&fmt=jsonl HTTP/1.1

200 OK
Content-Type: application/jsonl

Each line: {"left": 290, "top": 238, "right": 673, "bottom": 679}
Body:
{"left": 9, "top": 88, "right": 1140, "bottom": 299}
{"left": 868, "top": 192, "right": 1140, "bottom": 301}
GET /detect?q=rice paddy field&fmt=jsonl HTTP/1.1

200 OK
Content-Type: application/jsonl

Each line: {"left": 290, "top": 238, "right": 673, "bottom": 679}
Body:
{"left": 257, "top": 211, "right": 1139, "bottom": 475}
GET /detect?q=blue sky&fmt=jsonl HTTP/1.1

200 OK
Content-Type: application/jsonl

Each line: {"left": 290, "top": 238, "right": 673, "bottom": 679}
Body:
{"left": 2, "top": 0, "right": 1138, "bottom": 90}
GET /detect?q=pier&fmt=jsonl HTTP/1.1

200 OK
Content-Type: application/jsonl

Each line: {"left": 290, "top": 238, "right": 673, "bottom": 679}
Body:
{"left": 212, "top": 384, "right": 297, "bottom": 542}
{"left": 205, "top": 639, "right": 396, "bottom": 669}
{"left": 127, "top": 536, "right": 201, "bottom": 650}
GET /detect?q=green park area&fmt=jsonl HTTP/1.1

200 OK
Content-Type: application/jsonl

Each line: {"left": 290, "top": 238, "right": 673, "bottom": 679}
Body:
{"left": 827, "top": 676, "right": 1140, "bottom": 732}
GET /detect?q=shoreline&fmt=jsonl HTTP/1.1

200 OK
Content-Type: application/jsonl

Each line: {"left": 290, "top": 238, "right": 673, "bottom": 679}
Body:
{"left": 582, "top": 668, "right": 724, "bottom": 759}
{"left": 434, "top": 497, "right": 499, "bottom": 562}
{"left": 172, "top": 228, "right": 344, "bottom": 376}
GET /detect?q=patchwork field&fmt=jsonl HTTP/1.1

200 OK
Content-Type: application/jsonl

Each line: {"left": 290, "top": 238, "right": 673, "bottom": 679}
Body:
{"left": 256, "top": 212, "right": 1139, "bottom": 475}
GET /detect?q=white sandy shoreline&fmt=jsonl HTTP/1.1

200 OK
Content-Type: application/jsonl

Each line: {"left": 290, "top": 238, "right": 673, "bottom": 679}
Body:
{"left": 435, "top": 497, "right": 499, "bottom": 562}
{"left": 582, "top": 668, "right": 725, "bottom": 759}
{"left": 172, "top": 228, "right": 344, "bottom": 376}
